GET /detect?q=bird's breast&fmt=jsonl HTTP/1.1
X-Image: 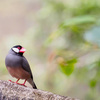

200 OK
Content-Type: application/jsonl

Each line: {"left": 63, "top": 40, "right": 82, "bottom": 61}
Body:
{"left": 7, "top": 66, "right": 31, "bottom": 79}
{"left": 5, "top": 54, "right": 22, "bottom": 67}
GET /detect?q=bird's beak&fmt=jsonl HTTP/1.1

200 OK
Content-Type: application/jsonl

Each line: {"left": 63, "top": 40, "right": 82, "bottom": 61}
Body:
{"left": 19, "top": 47, "right": 26, "bottom": 53}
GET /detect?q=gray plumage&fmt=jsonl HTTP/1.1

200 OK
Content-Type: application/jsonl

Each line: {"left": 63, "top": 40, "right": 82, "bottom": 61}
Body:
{"left": 5, "top": 45, "right": 37, "bottom": 89}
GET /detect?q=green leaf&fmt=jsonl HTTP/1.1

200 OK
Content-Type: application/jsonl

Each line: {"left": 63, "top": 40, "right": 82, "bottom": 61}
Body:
{"left": 44, "top": 16, "right": 96, "bottom": 46}
{"left": 67, "top": 58, "right": 77, "bottom": 64}
{"left": 89, "top": 79, "right": 97, "bottom": 88}
{"left": 59, "top": 58, "right": 77, "bottom": 76}
{"left": 60, "top": 16, "right": 96, "bottom": 28}
{"left": 60, "top": 64, "right": 74, "bottom": 76}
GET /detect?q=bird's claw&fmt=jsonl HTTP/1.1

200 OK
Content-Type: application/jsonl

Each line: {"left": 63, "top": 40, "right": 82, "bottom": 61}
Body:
{"left": 20, "top": 84, "right": 27, "bottom": 87}
{"left": 8, "top": 80, "right": 27, "bottom": 87}
{"left": 8, "top": 80, "right": 15, "bottom": 83}
{"left": 16, "top": 83, "right": 27, "bottom": 87}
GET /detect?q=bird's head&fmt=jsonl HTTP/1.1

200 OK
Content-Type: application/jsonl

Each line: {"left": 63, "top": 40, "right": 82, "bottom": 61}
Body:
{"left": 11, "top": 45, "right": 26, "bottom": 54}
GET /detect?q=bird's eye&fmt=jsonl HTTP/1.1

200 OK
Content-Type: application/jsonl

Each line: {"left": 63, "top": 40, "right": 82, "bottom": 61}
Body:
{"left": 17, "top": 47, "right": 20, "bottom": 50}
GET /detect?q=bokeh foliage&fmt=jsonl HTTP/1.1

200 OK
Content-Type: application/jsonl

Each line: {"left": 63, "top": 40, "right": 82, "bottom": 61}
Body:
{"left": 35, "top": 0, "right": 100, "bottom": 100}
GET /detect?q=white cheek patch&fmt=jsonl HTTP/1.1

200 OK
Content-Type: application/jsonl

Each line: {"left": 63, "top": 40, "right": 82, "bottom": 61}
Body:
{"left": 12, "top": 48, "right": 19, "bottom": 53}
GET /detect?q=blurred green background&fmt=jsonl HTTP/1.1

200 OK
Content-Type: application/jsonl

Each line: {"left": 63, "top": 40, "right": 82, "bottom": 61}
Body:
{"left": 0, "top": 0, "right": 100, "bottom": 100}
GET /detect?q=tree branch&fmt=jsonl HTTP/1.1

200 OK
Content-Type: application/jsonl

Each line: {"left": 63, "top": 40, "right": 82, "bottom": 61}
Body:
{"left": 0, "top": 80, "right": 79, "bottom": 100}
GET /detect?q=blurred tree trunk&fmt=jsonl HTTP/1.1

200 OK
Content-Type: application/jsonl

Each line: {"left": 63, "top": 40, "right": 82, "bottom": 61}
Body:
{"left": 0, "top": 80, "right": 79, "bottom": 100}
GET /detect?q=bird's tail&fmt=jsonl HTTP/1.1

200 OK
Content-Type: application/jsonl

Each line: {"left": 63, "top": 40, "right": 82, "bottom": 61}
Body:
{"left": 27, "top": 78, "right": 37, "bottom": 89}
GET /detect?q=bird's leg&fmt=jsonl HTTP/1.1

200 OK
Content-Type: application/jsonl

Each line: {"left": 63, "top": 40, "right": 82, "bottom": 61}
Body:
{"left": 8, "top": 80, "right": 15, "bottom": 83}
{"left": 9, "top": 79, "right": 27, "bottom": 87}
{"left": 9, "top": 79, "right": 20, "bottom": 84}
{"left": 16, "top": 79, "right": 27, "bottom": 87}
{"left": 23, "top": 79, "right": 27, "bottom": 85}
{"left": 20, "top": 79, "right": 27, "bottom": 87}
{"left": 15, "top": 79, "right": 20, "bottom": 84}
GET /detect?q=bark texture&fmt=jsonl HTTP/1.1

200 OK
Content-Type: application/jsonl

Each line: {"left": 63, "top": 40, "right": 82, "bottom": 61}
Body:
{"left": 0, "top": 80, "right": 79, "bottom": 100}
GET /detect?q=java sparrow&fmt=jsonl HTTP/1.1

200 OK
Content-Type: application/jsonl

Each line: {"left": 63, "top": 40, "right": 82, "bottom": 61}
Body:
{"left": 5, "top": 45, "right": 37, "bottom": 89}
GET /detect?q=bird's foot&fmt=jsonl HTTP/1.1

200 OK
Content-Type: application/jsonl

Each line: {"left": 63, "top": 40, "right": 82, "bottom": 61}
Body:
{"left": 16, "top": 83, "right": 27, "bottom": 87}
{"left": 8, "top": 80, "right": 15, "bottom": 83}
{"left": 20, "top": 83, "right": 27, "bottom": 87}
{"left": 8, "top": 79, "right": 27, "bottom": 87}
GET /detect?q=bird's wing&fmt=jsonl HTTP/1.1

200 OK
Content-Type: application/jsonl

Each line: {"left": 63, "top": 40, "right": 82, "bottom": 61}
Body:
{"left": 22, "top": 56, "right": 37, "bottom": 89}
{"left": 22, "top": 56, "right": 33, "bottom": 79}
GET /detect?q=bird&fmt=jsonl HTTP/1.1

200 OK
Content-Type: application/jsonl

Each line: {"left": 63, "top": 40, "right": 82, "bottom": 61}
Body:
{"left": 5, "top": 45, "right": 37, "bottom": 89}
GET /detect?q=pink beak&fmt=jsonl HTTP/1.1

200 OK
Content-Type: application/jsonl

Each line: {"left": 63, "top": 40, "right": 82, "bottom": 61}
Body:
{"left": 19, "top": 47, "right": 26, "bottom": 53}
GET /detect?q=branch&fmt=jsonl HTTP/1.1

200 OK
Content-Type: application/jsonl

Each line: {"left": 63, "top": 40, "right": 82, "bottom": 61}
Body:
{"left": 0, "top": 80, "right": 79, "bottom": 100}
